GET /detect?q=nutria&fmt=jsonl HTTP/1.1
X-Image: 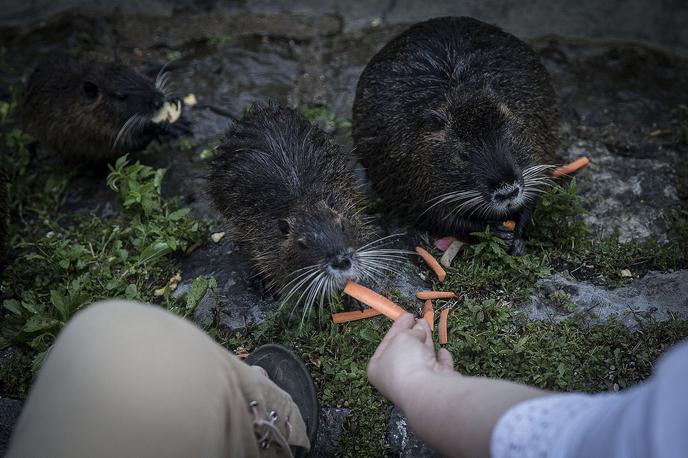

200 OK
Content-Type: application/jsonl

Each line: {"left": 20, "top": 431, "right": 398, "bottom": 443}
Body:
{"left": 23, "top": 55, "right": 182, "bottom": 162}
{"left": 352, "top": 16, "right": 559, "bottom": 256}
{"left": 209, "top": 102, "right": 403, "bottom": 320}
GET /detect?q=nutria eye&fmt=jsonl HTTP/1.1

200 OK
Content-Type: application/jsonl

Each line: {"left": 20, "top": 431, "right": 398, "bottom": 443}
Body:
{"left": 277, "top": 219, "right": 290, "bottom": 235}
{"left": 83, "top": 81, "right": 99, "bottom": 99}
{"left": 115, "top": 93, "right": 127, "bottom": 101}
{"left": 297, "top": 239, "right": 308, "bottom": 250}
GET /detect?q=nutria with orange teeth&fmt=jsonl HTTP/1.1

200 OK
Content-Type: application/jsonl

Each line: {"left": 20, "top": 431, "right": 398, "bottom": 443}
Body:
{"left": 352, "top": 16, "right": 559, "bottom": 255}
{"left": 209, "top": 102, "right": 405, "bottom": 320}
{"left": 22, "top": 55, "right": 182, "bottom": 162}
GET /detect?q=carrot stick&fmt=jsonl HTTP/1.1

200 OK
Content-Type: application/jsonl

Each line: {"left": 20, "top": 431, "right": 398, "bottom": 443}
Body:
{"left": 502, "top": 220, "right": 516, "bottom": 231}
{"left": 439, "top": 308, "right": 450, "bottom": 345}
{"left": 343, "top": 281, "right": 406, "bottom": 320}
{"left": 551, "top": 156, "right": 589, "bottom": 178}
{"left": 422, "top": 300, "right": 434, "bottom": 331}
{"left": 415, "top": 247, "right": 446, "bottom": 282}
{"left": 416, "top": 291, "right": 456, "bottom": 300}
{"left": 331, "top": 308, "right": 382, "bottom": 324}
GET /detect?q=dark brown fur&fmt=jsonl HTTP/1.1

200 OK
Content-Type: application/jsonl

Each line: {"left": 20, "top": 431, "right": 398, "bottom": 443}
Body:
{"left": 209, "top": 103, "right": 401, "bottom": 316}
{"left": 353, "top": 17, "right": 559, "bottom": 255}
{"left": 23, "top": 55, "right": 175, "bottom": 162}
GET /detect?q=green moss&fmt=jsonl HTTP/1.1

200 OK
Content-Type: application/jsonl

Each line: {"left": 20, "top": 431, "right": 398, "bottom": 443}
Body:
{"left": 301, "top": 104, "right": 352, "bottom": 131}
{"left": 446, "top": 299, "right": 688, "bottom": 391}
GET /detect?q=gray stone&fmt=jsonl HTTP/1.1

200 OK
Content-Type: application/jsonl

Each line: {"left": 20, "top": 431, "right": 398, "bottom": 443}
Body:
{"left": 387, "top": 406, "right": 440, "bottom": 457}
{"left": 524, "top": 271, "right": 688, "bottom": 327}
{"left": 0, "top": 398, "right": 23, "bottom": 456}
{"left": 312, "top": 407, "right": 351, "bottom": 457}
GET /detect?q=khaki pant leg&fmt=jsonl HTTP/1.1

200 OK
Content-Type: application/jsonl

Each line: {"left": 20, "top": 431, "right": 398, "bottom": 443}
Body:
{"left": 7, "top": 300, "right": 309, "bottom": 458}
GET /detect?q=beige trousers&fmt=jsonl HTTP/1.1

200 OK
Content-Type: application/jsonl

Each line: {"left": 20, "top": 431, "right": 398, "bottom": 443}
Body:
{"left": 7, "top": 300, "right": 310, "bottom": 458}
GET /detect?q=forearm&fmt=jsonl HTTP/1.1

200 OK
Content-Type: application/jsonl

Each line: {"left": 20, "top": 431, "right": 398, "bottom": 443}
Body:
{"left": 400, "top": 372, "right": 549, "bottom": 458}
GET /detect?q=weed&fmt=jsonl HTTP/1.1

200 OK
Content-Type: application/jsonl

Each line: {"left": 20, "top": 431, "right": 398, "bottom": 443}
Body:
{"left": 301, "top": 104, "right": 352, "bottom": 131}
{"left": 1, "top": 153, "right": 207, "bottom": 372}
{"left": 207, "top": 34, "right": 235, "bottom": 47}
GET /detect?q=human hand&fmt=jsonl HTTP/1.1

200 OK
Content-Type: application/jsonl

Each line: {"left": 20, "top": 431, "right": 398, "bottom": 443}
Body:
{"left": 367, "top": 313, "right": 455, "bottom": 408}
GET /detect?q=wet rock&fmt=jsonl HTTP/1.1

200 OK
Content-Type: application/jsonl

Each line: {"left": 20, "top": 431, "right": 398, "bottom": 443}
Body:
{"left": 0, "top": 398, "right": 22, "bottom": 456}
{"left": 113, "top": 11, "right": 342, "bottom": 49}
{"left": 312, "top": 407, "right": 351, "bottom": 458}
{"left": 559, "top": 139, "right": 679, "bottom": 242}
{"left": 524, "top": 270, "right": 688, "bottom": 327}
{"left": 175, "top": 234, "right": 275, "bottom": 333}
{"left": 387, "top": 406, "right": 440, "bottom": 457}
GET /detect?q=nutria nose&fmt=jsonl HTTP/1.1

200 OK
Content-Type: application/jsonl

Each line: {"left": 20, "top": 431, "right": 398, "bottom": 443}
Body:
{"left": 494, "top": 187, "right": 519, "bottom": 201}
{"left": 330, "top": 255, "right": 352, "bottom": 271}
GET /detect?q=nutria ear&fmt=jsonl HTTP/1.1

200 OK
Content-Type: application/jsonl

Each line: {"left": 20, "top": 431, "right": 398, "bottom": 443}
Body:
{"left": 83, "top": 81, "right": 99, "bottom": 99}
{"left": 278, "top": 219, "right": 290, "bottom": 235}
{"left": 421, "top": 109, "right": 446, "bottom": 131}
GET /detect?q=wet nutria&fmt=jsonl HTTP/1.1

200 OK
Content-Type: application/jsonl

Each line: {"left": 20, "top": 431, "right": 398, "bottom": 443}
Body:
{"left": 209, "top": 102, "right": 403, "bottom": 320}
{"left": 23, "top": 55, "right": 182, "bottom": 162}
{"left": 352, "top": 16, "right": 559, "bottom": 255}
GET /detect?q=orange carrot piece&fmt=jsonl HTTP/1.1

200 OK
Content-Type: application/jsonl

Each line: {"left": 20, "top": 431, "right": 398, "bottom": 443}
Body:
{"left": 343, "top": 281, "right": 406, "bottom": 320}
{"left": 438, "top": 308, "right": 450, "bottom": 345}
{"left": 552, "top": 156, "right": 590, "bottom": 178}
{"left": 416, "top": 291, "right": 456, "bottom": 300}
{"left": 415, "top": 247, "right": 447, "bottom": 282}
{"left": 422, "top": 300, "right": 434, "bottom": 331}
{"left": 502, "top": 220, "right": 516, "bottom": 231}
{"left": 331, "top": 308, "right": 382, "bottom": 324}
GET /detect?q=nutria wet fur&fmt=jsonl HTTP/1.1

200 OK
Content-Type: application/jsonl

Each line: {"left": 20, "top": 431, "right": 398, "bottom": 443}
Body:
{"left": 23, "top": 55, "right": 181, "bottom": 162}
{"left": 210, "top": 103, "right": 401, "bottom": 317}
{"left": 353, "top": 17, "right": 559, "bottom": 255}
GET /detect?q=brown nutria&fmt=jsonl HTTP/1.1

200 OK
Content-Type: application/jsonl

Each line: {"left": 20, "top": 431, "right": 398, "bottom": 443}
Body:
{"left": 352, "top": 16, "right": 559, "bottom": 256}
{"left": 209, "top": 102, "right": 405, "bottom": 321}
{"left": 22, "top": 55, "right": 182, "bottom": 162}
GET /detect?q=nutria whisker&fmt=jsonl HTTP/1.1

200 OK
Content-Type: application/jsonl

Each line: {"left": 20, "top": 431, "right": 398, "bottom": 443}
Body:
{"left": 355, "top": 233, "right": 406, "bottom": 252}
{"left": 281, "top": 269, "right": 323, "bottom": 313}
{"left": 113, "top": 113, "right": 147, "bottom": 149}
{"left": 278, "top": 264, "right": 322, "bottom": 296}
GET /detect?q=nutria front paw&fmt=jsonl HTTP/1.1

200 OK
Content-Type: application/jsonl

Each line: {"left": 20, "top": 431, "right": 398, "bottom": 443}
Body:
{"left": 509, "top": 238, "right": 525, "bottom": 257}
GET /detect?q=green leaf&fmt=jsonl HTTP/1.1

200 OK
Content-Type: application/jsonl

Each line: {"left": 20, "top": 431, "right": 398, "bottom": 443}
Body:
{"left": 50, "top": 290, "right": 68, "bottom": 320}
{"left": 3, "top": 299, "right": 23, "bottom": 316}
{"left": 186, "top": 276, "right": 209, "bottom": 312}
{"left": 168, "top": 208, "right": 190, "bottom": 221}
{"left": 124, "top": 283, "right": 138, "bottom": 299}
{"left": 22, "top": 315, "right": 62, "bottom": 334}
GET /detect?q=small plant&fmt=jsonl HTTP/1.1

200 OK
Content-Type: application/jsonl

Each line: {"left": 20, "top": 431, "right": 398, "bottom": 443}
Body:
{"left": 207, "top": 34, "right": 235, "bottom": 47}
{"left": 1, "top": 155, "right": 206, "bottom": 372}
{"left": 445, "top": 228, "right": 551, "bottom": 302}
{"left": 301, "top": 104, "right": 352, "bottom": 131}
{"left": 528, "top": 179, "right": 589, "bottom": 250}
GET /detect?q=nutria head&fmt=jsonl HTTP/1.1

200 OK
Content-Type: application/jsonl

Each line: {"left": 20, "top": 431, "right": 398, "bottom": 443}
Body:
{"left": 421, "top": 91, "right": 552, "bottom": 221}
{"left": 278, "top": 198, "right": 369, "bottom": 290}
{"left": 23, "top": 56, "right": 182, "bottom": 161}
{"left": 83, "top": 60, "right": 182, "bottom": 148}
{"left": 209, "top": 102, "right": 406, "bottom": 321}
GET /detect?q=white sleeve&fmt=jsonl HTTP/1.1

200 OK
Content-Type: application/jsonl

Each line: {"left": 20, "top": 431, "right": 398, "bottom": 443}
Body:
{"left": 490, "top": 342, "right": 688, "bottom": 458}
{"left": 490, "top": 393, "right": 603, "bottom": 458}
